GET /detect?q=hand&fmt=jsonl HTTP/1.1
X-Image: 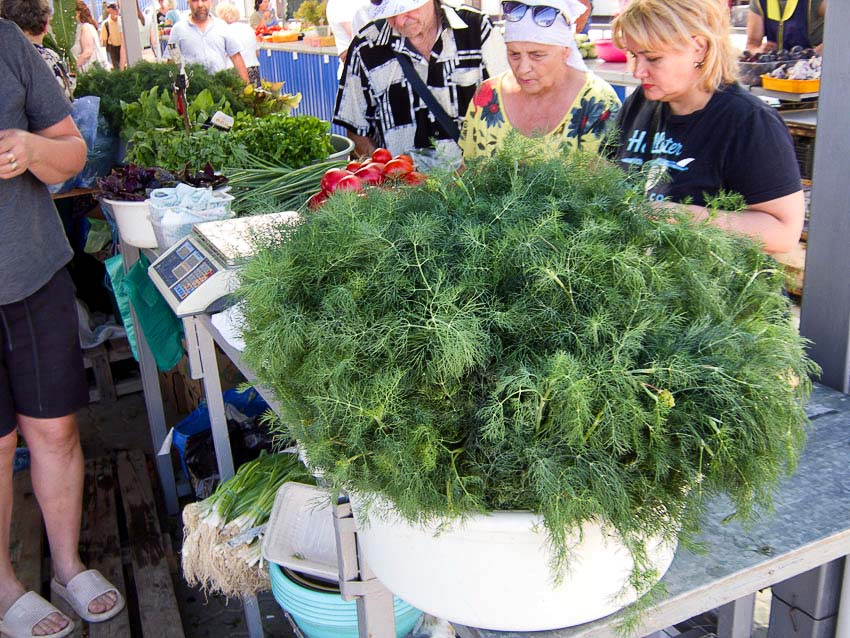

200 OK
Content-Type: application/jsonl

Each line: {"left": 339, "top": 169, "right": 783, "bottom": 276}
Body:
{"left": 0, "top": 129, "right": 30, "bottom": 180}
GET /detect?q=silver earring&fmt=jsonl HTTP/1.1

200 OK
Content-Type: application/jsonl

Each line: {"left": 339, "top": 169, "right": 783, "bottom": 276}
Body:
{"left": 694, "top": 60, "right": 705, "bottom": 69}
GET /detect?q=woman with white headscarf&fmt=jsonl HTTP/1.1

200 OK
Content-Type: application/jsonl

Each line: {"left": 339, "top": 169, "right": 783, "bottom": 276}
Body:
{"left": 459, "top": 0, "right": 620, "bottom": 160}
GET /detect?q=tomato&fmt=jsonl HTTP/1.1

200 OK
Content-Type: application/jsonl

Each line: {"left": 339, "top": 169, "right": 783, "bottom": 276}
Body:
{"left": 335, "top": 174, "right": 364, "bottom": 193}
{"left": 320, "top": 168, "right": 352, "bottom": 194}
{"left": 383, "top": 158, "right": 414, "bottom": 178}
{"left": 363, "top": 161, "right": 385, "bottom": 173}
{"left": 371, "top": 147, "right": 392, "bottom": 164}
{"left": 402, "top": 171, "right": 427, "bottom": 186}
{"left": 394, "top": 154, "right": 414, "bottom": 169}
{"left": 354, "top": 165, "right": 384, "bottom": 185}
{"left": 346, "top": 161, "right": 363, "bottom": 172}
{"left": 307, "top": 191, "right": 328, "bottom": 210}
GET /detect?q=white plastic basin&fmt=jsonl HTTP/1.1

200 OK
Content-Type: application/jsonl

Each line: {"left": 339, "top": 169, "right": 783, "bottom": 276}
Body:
{"left": 352, "top": 499, "right": 677, "bottom": 631}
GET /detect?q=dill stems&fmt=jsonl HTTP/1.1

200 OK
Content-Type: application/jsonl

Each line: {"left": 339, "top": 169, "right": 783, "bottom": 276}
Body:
{"left": 239, "top": 138, "right": 816, "bottom": 571}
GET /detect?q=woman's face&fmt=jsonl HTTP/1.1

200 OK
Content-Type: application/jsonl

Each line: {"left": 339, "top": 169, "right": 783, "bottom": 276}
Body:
{"left": 624, "top": 36, "right": 706, "bottom": 104}
{"left": 507, "top": 41, "right": 569, "bottom": 96}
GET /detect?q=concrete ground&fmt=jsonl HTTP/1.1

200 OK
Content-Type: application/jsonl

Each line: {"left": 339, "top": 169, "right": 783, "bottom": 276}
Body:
{"left": 76, "top": 391, "right": 297, "bottom": 638}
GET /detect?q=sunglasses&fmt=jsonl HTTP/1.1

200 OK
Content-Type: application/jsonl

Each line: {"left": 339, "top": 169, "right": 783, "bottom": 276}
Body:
{"left": 501, "top": 1, "right": 564, "bottom": 27}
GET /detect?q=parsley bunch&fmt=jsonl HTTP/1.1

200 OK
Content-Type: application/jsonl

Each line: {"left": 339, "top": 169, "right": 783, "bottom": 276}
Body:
{"left": 239, "top": 136, "right": 816, "bottom": 588}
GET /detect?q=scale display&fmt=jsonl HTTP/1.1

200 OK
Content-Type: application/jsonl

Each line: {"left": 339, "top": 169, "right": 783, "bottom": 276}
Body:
{"left": 148, "top": 211, "right": 300, "bottom": 317}
{"left": 152, "top": 240, "right": 218, "bottom": 302}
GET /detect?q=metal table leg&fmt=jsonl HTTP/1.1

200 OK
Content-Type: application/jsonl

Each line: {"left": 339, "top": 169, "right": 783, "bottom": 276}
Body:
{"left": 717, "top": 593, "right": 756, "bottom": 638}
{"left": 184, "top": 316, "right": 234, "bottom": 481}
{"left": 185, "top": 316, "right": 260, "bottom": 637}
{"left": 121, "top": 246, "right": 178, "bottom": 515}
{"left": 835, "top": 555, "right": 850, "bottom": 638}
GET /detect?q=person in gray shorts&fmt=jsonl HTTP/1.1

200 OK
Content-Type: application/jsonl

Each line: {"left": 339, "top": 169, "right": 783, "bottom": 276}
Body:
{"left": 0, "top": 19, "right": 124, "bottom": 638}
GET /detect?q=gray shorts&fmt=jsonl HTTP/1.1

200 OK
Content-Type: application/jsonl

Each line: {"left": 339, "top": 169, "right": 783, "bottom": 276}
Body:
{"left": 0, "top": 268, "right": 88, "bottom": 434}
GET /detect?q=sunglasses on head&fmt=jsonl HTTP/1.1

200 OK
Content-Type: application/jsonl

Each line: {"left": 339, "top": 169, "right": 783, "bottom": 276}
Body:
{"left": 501, "top": 1, "right": 564, "bottom": 27}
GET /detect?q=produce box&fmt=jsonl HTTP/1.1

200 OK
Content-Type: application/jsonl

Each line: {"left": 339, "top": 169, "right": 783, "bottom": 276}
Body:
{"left": 271, "top": 31, "right": 299, "bottom": 43}
{"left": 304, "top": 35, "right": 335, "bottom": 47}
{"left": 760, "top": 75, "right": 820, "bottom": 93}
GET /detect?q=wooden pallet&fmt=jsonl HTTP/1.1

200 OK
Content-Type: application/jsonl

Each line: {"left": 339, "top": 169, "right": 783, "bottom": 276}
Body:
{"left": 83, "top": 338, "right": 143, "bottom": 403}
{"left": 7, "top": 451, "right": 184, "bottom": 638}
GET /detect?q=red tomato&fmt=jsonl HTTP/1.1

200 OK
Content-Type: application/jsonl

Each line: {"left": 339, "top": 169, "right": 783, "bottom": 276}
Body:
{"left": 383, "top": 158, "right": 414, "bottom": 178}
{"left": 354, "top": 165, "right": 384, "bottom": 185}
{"left": 402, "top": 171, "right": 427, "bottom": 186}
{"left": 307, "top": 191, "right": 328, "bottom": 210}
{"left": 371, "top": 148, "right": 392, "bottom": 164}
{"left": 394, "top": 154, "right": 414, "bottom": 169}
{"left": 320, "top": 168, "right": 352, "bottom": 194}
{"left": 346, "top": 161, "right": 363, "bottom": 172}
{"left": 335, "top": 174, "right": 364, "bottom": 193}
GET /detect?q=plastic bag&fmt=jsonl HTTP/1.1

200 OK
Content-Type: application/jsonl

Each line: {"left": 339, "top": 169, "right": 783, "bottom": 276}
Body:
{"left": 48, "top": 95, "right": 101, "bottom": 194}
{"left": 78, "top": 113, "right": 120, "bottom": 189}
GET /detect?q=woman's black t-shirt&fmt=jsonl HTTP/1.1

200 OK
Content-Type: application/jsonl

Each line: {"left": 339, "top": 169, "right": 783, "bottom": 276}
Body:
{"left": 611, "top": 83, "right": 801, "bottom": 207}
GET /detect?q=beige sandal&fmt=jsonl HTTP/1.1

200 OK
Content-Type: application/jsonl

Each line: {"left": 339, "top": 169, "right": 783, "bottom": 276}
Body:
{"left": 50, "top": 569, "right": 124, "bottom": 623}
{"left": 0, "top": 591, "right": 74, "bottom": 638}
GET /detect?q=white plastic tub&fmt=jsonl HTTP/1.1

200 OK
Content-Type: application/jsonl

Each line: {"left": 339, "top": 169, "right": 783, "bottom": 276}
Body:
{"left": 102, "top": 198, "right": 158, "bottom": 248}
{"left": 352, "top": 498, "right": 678, "bottom": 631}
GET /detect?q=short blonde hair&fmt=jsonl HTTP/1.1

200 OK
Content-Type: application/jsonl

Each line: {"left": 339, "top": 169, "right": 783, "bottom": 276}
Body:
{"left": 612, "top": 0, "right": 738, "bottom": 92}
{"left": 215, "top": 2, "right": 239, "bottom": 23}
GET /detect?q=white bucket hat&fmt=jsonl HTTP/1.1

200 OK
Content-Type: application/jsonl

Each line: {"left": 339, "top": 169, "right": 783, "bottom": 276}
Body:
{"left": 368, "top": 0, "right": 432, "bottom": 20}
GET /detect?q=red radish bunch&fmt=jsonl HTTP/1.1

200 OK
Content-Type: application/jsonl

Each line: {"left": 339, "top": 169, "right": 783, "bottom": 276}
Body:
{"left": 307, "top": 148, "right": 427, "bottom": 210}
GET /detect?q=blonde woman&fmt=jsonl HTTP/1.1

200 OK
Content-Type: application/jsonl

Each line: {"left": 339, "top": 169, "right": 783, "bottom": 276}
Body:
{"left": 609, "top": 0, "right": 804, "bottom": 254}
{"left": 71, "top": 0, "right": 107, "bottom": 71}
{"left": 216, "top": 2, "right": 261, "bottom": 86}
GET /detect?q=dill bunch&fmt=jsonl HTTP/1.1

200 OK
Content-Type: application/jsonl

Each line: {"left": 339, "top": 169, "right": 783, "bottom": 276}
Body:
{"left": 238, "top": 135, "right": 817, "bottom": 578}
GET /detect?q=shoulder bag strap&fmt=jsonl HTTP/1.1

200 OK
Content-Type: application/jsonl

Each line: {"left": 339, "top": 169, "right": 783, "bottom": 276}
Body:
{"left": 393, "top": 50, "right": 460, "bottom": 142}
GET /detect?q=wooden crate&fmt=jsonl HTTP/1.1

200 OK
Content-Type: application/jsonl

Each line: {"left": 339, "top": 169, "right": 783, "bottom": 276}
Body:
{"left": 83, "top": 337, "right": 142, "bottom": 403}
{"left": 10, "top": 451, "right": 185, "bottom": 638}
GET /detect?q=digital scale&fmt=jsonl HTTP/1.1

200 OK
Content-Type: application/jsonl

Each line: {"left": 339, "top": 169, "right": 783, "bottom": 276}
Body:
{"left": 148, "top": 211, "right": 300, "bottom": 317}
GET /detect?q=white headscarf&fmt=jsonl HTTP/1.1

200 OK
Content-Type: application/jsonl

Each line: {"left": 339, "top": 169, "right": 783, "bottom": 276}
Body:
{"left": 503, "top": 0, "right": 589, "bottom": 71}
{"left": 368, "top": 0, "right": 431, "bottom": 20}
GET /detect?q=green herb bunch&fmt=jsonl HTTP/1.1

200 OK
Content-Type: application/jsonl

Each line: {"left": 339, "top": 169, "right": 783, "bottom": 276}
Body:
{"left": 231, "top": 113, "right": 333, "bottom": 169}
{"left": 239, "top": 137, "right": 816, "bottom": 578}
{"left": 75, "top": 63, "right": 250, "bottom": 135}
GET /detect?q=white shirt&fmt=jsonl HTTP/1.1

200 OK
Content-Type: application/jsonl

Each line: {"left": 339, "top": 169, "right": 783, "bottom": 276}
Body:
{"left": 165, "top": 17, "right": 241, "bottom": 73}
{"left": 326, "top": 0, "right": 370, "bottom": 56}
{"left": 224, "top": 21, "right": 259, "bottom": 68}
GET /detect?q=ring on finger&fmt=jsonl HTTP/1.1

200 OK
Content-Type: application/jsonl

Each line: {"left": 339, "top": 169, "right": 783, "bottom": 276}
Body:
{"left": 6, "top": 152, "right": 15, "bottom": 165}
{"left": 10, "top": 160, "right": 18, "bottom": 171}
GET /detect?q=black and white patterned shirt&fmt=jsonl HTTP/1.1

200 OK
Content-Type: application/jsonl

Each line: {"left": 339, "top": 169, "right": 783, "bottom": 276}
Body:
{"left": 333, "top": 2, "right": 507, "bottom": 157}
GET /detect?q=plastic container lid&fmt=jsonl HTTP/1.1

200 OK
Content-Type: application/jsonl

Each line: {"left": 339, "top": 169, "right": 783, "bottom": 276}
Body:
{"left": 262, "top": 482, "right": 340, "bottom": 583}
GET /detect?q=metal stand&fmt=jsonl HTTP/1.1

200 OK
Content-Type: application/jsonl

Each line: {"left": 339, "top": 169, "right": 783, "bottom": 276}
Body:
{"left": 717, "top": 593, "right": 756, "bottom": 638}
{"left": 120, "top": 245, "right": 178, "bottom": 515}
{"left": 333, "top": 498, "right": 397, "bottom": 638}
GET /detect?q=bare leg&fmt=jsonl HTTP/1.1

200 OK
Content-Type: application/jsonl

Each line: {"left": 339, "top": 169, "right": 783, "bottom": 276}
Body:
{"left": 18, "top": 414, "right": 117, "bottom": 617}
{"left": 0, "top": 427, "right": 70, "bottom": 636}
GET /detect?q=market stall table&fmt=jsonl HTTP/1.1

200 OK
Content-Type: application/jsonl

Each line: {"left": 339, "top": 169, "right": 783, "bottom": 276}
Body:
{"left": 190, "top": 308, "right": 850, "bottom": 638}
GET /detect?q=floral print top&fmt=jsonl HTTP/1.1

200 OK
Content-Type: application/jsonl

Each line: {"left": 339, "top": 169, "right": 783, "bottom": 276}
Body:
{"left": 459, "top": 70, "right": 620, "bottom": 161}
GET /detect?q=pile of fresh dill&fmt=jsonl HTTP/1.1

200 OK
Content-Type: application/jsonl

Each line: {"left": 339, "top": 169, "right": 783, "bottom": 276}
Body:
{"left": 238, "top": 137, "right": 817, "bottom": 578}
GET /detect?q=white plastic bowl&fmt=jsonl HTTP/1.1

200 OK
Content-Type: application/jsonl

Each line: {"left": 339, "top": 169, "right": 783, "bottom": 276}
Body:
{"left": 102, "top": 198, "right": 158, "bottom": 248}
{"left": 352, "top": 498, "right": 677, "bottom": 631}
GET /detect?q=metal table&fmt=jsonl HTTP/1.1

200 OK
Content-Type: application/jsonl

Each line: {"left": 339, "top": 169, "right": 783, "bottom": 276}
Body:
{"left": 191, "top": 310, "right": 850, "bottom": 638}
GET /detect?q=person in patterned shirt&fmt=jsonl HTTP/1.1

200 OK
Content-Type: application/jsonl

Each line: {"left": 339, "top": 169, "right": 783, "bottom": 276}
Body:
{"left": 1, "top": 0, "right": 76, "bottom": 99}
{"left": 459, "top": 0, "right": 620, "bottom": 162}
{"left": 333, "top": 0, "right": 508, "bottom": 162}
